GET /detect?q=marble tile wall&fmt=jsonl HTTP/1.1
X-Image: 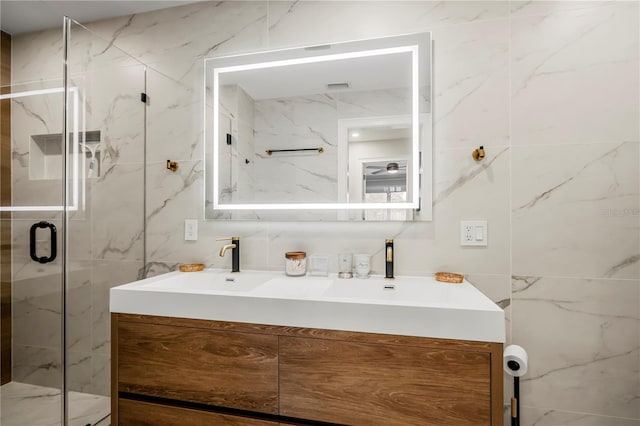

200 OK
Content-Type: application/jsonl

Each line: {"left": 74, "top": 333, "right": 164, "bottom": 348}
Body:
{"left": 9, "top": 0, "right": 640, "bottom": 423}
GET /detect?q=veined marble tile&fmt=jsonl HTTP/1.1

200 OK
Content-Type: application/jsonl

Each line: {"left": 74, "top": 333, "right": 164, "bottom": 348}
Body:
{"left": 516, "top": 406, "right": 640, "bottom": 426}
{"left": 264, "top": 220, "right": 407, "bottom": 275}
{"left": 512, "top": 142, "right": 640, "bottom": 279}
{"left": 145, "top": 159, "right": 205, "bottom": 260}
{"left": 267, "top": 1, "right": 509, "bottom": 49}
{"left": 427, "top": 145, "right": 510, "bottom": 275}
{"left": 66, "top": 267, "right": 93, "bottom": 354}
{"left": 67, "top": 20, "right": 143, "bottom": 75}
{"left": 11, "top": 28, "right": 64, "bottom": 84}
{"left": 72, "top": 64, "right": 146, "bottom": 170}
{"left": 67, "top": 351, "right": 92, "bottom": 393}
{"left": 90, "top": 354, "right": 110, "bottom": 397}
{"left": 12, "top": 263, "right": 91, "bottom": 353}
{"left": 10, "top": 84, "right": 63, "bottom": 144}
{"left": 67, "top": 212, "right": 93, "bottom": 261}
{"left": 512, "top": 276, "right": 640, "bottom": 419}
{"left": 147, "top": 65, "right": 203, "bottom": 163}
{"left": 1, "top": 382, "right": 62, "bottom": 426}
{"left": 510, "top": 1, "right": 623, "bottom": 18}
{"left": 431, "top": 18, "right": 509, "bottom": 149}
{"left": 92, "top": 162, "right": 145, "bottom": 261}
{"left": 86, "top": 1, "right": 268, "bottom": 79}
{"left": 11, "top": 168, "right": 64, "bottom": 213}
{"left": 0, "top": 381, "right": 110, "bottom": 426}
{"left": 12, "top": 345, "right": 62, "bottom": 389}
{"left": 142, "top": 261, "right": 179, "bottom": 279}
{"left": 91, "top": 260, "right": 143, "bottom": 355}
{"left": 511, "top": 1, "right": 639, "bottom": 146}
{"left": 12, "top": 274, "right": 62, "bottom": 349}
{"left": 146, "top": 158, "right": 271, "bottom": 270}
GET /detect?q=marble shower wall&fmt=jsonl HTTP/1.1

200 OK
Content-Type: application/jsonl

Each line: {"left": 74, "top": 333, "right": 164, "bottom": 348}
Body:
{"left": 10, "top": 0, "right": 639, "bottom": 423}
{"left": 10, "top": 22, "right": 145, "bottom": 395}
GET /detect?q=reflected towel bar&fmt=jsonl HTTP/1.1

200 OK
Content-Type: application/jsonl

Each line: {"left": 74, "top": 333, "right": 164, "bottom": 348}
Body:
{"left": 266, "top": 147, "right": 324, "bottom": 156}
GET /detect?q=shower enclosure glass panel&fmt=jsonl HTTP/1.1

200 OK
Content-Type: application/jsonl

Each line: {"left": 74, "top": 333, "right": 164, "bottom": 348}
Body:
{"left": 0, "top": 17, "right": 145, "bottom": 425}
{"left": 65, "top": 19, "right": 146, "bottom": 425}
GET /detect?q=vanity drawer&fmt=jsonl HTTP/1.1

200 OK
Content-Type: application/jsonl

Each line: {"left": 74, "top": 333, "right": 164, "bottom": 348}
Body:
{"left": 117, "top": 320, "right": 278, "bottom": 414}
{"left": 279, "top": 336, "right": 492, "bottom": 425}
{"left": 118, "top": 399, "right": 280, "bottom": 426}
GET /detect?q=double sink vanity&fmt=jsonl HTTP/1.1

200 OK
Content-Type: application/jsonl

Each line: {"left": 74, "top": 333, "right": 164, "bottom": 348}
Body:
{"left": 110, "top": 269, "right": 505, "bottom": 425}
{"left": 112, "top": 31, "right": 505, "bottom": 424}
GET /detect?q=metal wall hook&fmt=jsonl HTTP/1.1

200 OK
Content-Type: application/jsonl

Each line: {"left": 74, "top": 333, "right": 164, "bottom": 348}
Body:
{"left": 472, "top": 146, "right": 485, "bottom": 161}
{"left": 166, "top": 160, "right": 179, "bottom": 172}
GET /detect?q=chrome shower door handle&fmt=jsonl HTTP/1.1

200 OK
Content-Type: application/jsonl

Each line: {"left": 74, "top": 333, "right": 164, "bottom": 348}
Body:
{"left": 29, "top": 221, "right": 57, "bottom": 264}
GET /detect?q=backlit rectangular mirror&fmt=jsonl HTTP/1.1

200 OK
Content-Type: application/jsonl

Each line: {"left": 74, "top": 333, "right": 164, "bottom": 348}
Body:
{"left": 204, "top": 32, "right": 432, "bottom": 221}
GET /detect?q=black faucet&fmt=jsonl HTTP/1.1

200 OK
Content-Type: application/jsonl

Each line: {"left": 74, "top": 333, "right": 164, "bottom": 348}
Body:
{"left": 218, "top": 237, "right": 240, "bottom": 272}
{"left": 385, "top": 239, "right": 394, "bottom": 279}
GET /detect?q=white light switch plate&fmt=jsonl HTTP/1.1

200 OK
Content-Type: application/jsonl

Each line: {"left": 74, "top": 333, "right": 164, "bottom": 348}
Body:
{"left": 184, "top": 219, "right": 198, "bottom": 241}
{"left": 460, "top": 220, "right": 487, "bottom": 246}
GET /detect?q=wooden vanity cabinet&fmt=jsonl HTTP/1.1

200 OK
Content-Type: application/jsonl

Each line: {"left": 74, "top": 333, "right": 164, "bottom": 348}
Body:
{"left": 118, "top": 399, "right": 280, "bottom": 426}
{"left": 116, "top": 319, "right": 278, "bottom": 413}
{"left": 279, "top": 337, "right": 492, "bottom": 425}
{"left": 112, "top": 314, "right": 503, "bottom": 426}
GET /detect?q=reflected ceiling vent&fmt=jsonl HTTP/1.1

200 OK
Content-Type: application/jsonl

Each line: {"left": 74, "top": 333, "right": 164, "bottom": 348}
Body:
{"left": 327, "top": 82, "right": 350, "bottom": 90}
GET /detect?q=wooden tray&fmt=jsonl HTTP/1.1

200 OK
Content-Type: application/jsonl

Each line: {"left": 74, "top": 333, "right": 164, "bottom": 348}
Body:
{"left": 435, "top": 272, "right": 464, "bottom": 284}
{"left": 179, "top": 263, "right": 205, "bottom": 272}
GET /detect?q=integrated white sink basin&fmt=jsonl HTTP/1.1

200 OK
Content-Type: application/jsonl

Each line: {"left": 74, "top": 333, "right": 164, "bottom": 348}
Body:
{"left": 110, "top": 269, "right": 505, "bottom": 343}
{"left": 135, "top": 269, "right": 273, "bottom": 293}
{"left": 251, "top": 277, "right": 334, "bottom": 299}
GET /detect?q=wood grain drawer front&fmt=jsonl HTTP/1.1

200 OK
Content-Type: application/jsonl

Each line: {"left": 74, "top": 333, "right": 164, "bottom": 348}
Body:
{"left": 118, "top": 399, "right": 279, "bottom": 426}
{"left": 117, "top": 321, "right": 278, "bottom": 414}
{"left": 279, "top": 337, "right": 492, "bottom": 426}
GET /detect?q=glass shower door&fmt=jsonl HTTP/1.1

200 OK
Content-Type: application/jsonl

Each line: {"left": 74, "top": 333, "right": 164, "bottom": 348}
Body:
{"left": 0, "top": 70, "right": 67, "bottom": 426}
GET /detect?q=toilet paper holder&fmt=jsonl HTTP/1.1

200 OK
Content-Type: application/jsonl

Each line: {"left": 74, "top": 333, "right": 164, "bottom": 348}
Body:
{"left": 504, "top": 345, "right": 528, "bottom": 426}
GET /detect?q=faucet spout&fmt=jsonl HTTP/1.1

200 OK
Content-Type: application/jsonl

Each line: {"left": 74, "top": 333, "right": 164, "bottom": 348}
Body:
{"left": 219, "top": 244, "right": 236, "bottom": 257}
{"left": 217, "top": 237, "right": 240, "bottom": 272}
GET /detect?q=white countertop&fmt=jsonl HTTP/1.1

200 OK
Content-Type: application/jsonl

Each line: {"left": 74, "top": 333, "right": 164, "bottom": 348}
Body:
{"left": 110, "top": 269, "right": 505, "bottom": 343}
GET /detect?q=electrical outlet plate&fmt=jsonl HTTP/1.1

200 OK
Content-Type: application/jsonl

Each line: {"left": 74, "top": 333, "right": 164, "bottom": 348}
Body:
{"left": 184, "top": 219, "right": 198, "bottom": 241}
{"left": 460, "top": 220, "right": 487, "bottom": 246}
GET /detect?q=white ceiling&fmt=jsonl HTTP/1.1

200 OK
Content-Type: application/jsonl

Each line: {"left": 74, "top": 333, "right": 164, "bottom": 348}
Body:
{"left": 220, "top": 51, "right": 412, "bottom": 100}
{"left": 0, "top": 1, "right": 202, "bottom": 35}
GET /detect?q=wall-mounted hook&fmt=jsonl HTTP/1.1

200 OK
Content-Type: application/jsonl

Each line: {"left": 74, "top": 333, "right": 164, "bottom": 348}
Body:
{"left": 245, "top": 159, "right": 250, "bottom": 164}
{"left": 166, "top": 160, "right": 179, "bottom": 172}
{"left": 472, "top": 146, "right": 485, "bottom": 161}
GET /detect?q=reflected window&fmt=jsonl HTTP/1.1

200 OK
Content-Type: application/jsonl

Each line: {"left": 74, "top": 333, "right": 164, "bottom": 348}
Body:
{"left": 363, "top": 160, "right": 411, "bottom": 221}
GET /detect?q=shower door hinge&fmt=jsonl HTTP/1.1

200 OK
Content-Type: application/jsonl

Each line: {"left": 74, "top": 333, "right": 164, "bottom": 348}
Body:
{"left": 140, "top": 92, "right": 148, "bottom": 103}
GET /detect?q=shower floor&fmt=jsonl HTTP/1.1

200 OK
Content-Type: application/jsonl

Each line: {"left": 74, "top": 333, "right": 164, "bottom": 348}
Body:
{"left": 0, "top": 382, "right": 110, "bottom": 426}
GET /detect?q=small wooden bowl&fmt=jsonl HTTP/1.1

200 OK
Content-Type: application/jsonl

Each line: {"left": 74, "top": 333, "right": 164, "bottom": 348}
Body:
{"left": 435, "top": 272, "right": 464, "bottom": 284}
{"left": 179, "top": 263, "right": 205, "bottom": 272}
